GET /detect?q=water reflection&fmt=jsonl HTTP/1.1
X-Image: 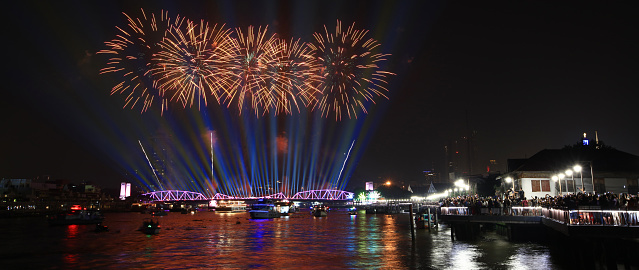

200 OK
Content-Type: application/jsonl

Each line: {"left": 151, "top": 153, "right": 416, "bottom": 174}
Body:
{"left": 1, "top": 211, "right": 635, "bottom": 269}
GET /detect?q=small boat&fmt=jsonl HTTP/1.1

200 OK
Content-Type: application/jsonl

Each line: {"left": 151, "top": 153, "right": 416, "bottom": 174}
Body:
{"left": 48, "top": 210, "right": 104, "bottom": 225}
{"left": 348, "top": 207, "right": 358, "bottom": 215}
{"left": 151, "top": 210, "right": 168, "bottom": 216}
{"left": 94, "top": 223, "right": 109, "bottom": 232}
{"left": 249, "top": 203, "right": 280, "bottom": 219}
{"left": 415, "top": 213, "right": 434, "bottom": 229}
{"left": 312, "top": 205, "right": 328, "bottom": 217}
{"left": 139, "top": 218, "right": 161, "bottom": 235}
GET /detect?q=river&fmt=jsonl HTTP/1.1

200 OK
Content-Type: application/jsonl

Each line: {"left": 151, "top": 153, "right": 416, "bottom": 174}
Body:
{"left": 0, "top": 210, "right": 636, "bottom": 269}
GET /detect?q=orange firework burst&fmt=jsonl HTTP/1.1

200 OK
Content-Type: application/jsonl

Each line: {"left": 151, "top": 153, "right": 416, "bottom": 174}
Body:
{"left": 308, "top": 20, "right": 394, "bottom": 121}
{"left": 222, "top": 26, "right": 280, "bottom": 115}
{"left": 98, "top": 9, "right": 184, "bottom": 113}
{"left": 265, "top": 38, "right": 322, "bottom": 114}
{"left": 153, "top": 20, "right": 235, "bottom": 110}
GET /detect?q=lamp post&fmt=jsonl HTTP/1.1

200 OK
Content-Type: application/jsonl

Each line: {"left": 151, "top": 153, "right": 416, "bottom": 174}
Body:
{"left": 552, "top": 175, "right": 561, "bottom": 196}
{"left": 589, "top": 161, "right": 595, "bottom": 194}
{"left": 558, "top": 173, "right": 565, "bottom": 195}
{"left": 565, "top": 169, "right": 574, "bottom": 194}
{"left": 505, "top": 177, "right": 514, "bottom": 198}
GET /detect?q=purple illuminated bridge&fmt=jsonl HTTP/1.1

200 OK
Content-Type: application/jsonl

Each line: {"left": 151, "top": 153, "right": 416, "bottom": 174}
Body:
{"left": 143, "top": 189, "right": 354, "bottom": 202}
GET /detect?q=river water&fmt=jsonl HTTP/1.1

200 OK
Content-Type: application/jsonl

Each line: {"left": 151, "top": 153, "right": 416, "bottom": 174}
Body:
{"left": 0, "top": 210, "right": 636, "bottom": 269}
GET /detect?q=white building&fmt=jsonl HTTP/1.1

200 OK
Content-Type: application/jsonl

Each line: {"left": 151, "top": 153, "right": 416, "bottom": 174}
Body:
{"left": 501, "top": 146, "right": 639, "bottom": 199}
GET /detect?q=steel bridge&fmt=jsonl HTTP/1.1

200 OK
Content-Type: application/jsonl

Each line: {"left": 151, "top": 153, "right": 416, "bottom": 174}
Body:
{"left": 143, "top": 189, "right": 354, "bottom": 202}
{"left": 142, "top": 190, "right": 209, "bottom": 201}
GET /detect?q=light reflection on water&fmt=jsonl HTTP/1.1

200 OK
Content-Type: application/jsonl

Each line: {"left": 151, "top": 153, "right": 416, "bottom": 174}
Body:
{"left": 0, "top": 210, "right": 601, "bottom": 269}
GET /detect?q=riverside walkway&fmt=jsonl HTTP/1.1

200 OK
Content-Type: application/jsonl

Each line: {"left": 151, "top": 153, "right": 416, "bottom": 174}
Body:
{"left": 439, "top": 206, "right": 639, "bottom": 240}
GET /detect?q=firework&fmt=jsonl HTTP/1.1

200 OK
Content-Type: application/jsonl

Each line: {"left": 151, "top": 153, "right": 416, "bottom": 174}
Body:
{"left": 153, "top": 20, "right": 235, "bottom": 110}
{"left": 308, "top": 20, "right": 394, "bottom": 121}
{"left": 265, "top": 38, "right": 322, "bottom": 114}
{"left": 222, "top": 26, "right": 280, "bottom": 115}
{"left": 98, "top": 9, "right": 184, "bottom": 113}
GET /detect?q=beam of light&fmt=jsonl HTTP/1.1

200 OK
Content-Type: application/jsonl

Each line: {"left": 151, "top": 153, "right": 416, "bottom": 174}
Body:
{"left": 98, "top": 16, "right": 393, "bottom": 197}
{"left": 139, "top": 140, "right": 163, "bottom": 190}
{"left": 211, "top": 132, "right": 215, "bottom": 190}
{"left": 336, "top": 140, "right": 355, "bottom": 189}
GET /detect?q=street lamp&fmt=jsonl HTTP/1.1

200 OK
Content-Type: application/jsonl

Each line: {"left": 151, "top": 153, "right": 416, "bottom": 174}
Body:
{"left": 565, "top": 169, "right": 574, "bottom": 193}
{"left": 505, "top": 177, "right": 514, "bottom": 197}
{"left": 558, "top": 173, "right": 565, "bottom": 195}
{"left": 551, "top": 175, "right": 560, "bottom": 196}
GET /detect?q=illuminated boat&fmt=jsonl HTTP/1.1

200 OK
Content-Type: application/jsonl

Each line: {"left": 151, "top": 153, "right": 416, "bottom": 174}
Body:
{"left": 274, "top": 201, "right": 296, "bottom": 216}
{"left": 138, "top": 218, "right": 161, "bottom": 235}
{"left": 348, "top": 207, "right": 358, "bottom": 215}
{"left": 48, "top": 208, "right": 104, "bottom": 225}
{"left": 249, "top": 204, "right": 280, "bottom": 219}
{"left": 312, "top": 205, "right": 328, "bottom": 217}
{"left": 215, "top": 201, "right": 247, "bottom": 213}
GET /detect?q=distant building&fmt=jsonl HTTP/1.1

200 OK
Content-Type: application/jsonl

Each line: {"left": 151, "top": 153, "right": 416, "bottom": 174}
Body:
{"left": 502, "top": 145, "right": 639, "bottom": 199}
{"left": 422, "top": 169, "right": 442, "bottom": 184}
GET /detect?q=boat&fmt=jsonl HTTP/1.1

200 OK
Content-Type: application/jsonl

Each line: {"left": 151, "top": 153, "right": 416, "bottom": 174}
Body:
{"left": 151, "top": 210, "right": 168, "bottom": 216}
{"left": 312, "top": 205, "right": 328, "bottom": 217}
{"left": 48, "top": 209, "right": 104, "bottom": 225}
{"left": 94, "top": 223, "right": 109, "bottom": 232}
{"left": 215, "top": 201, "right": 247, "bottom": 213}
{"left": 249, "top": 203, "right": 280, "bottom": 219}
{"left": 274, "top": 201, "right": 296, "bottom": 216}
{"left": 348, "top": 207, "right": 358, "bottom": 215}
{"left": 138, "top": 218, "right": 161, "bottom": 235}
{"left": 415, "top": 213, "right": 435, "bottom": 229}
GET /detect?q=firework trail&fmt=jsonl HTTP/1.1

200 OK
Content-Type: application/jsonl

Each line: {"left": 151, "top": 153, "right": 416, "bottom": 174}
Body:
{"left": 101, "top": 15, "right": 393, "bottom": 119}
{"left": 153, "top": 20, "right": 235, "bottom": 110}
{"left": 266, "top": 38, "right": 322, "bottom": 114}
{"left": 222, "top": 26, "right": 280, "bottom": 115}
{"left": 98, "top": 9, "right": 184, "bottom": 113}
{"left": 308, "top": 20, "right": 394, "bottom": 121}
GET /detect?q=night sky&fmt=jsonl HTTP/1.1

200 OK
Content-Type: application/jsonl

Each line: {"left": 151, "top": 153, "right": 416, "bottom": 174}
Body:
{"left": 2, "top": 1, "right": 637, "bottom": 191}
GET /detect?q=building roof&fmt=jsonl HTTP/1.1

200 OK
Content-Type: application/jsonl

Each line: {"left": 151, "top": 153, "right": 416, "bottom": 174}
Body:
{"left": 509, "top": 146, "right": 639, "bottom": 173}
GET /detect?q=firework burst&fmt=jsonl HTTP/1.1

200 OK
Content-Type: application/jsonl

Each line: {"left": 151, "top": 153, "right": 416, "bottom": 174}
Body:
{"left": 153, "top": 20, "right": 235, "bottom": 110}
{"left": 98, "top": 9, "right": 184, "bottom": 113}
{"left": 308, "top": 20, "right": 394, "bottom": 121}
{"left": 265, "top": 38, "right": 322, "bottom": 114}
{"left": 222, "top": 26, "right": 280, "bottom": 115}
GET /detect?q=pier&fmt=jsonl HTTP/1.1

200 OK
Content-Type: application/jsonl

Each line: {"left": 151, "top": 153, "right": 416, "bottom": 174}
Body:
{"left": 439, "top": 206, "right": 639, "bottom": 240}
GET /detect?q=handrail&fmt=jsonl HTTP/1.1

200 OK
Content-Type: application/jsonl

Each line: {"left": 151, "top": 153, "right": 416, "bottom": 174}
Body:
{"left": 440, "top": 206, "right": 639, "bottom": 227}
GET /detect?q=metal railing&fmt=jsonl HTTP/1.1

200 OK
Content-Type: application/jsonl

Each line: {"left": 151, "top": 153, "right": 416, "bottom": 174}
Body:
{"left": 547, "top": 208, "right": 639, "bottom": 226}
{"left": 441, "top": 206, "right": 639, "bottom": 227}
{"left": 441, "top": 206, "right": 542, "bottom": 216}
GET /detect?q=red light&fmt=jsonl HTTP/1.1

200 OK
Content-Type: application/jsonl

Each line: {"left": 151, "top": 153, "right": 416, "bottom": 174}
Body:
{"left": 70, "top": 205, "right": 82, "bottom": 210}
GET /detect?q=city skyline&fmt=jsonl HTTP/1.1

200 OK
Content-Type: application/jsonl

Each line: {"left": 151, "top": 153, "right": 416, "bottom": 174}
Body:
{"left": 2, "top": 1, "right": 637, "bottom": 191}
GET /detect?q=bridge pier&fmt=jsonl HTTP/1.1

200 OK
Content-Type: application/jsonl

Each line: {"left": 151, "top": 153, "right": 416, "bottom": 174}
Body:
{"left": 450, "top": 222, "right": 481, "bottom": 241}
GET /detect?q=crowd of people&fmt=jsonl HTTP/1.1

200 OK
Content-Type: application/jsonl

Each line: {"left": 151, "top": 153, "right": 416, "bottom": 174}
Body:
{"left": 439, "top": 191, "right": 639, "bottom": 211}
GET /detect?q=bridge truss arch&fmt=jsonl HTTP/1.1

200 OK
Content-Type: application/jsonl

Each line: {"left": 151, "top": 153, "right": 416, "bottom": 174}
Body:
{"left": 291, "top": 189, "right": 354, "bottom": 200}
{"left": 143, "top": 190, "right": 209, "bottom": 201}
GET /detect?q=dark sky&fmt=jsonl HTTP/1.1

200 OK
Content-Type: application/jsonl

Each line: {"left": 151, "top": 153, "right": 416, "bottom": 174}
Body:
{"left": 2, "top": 1, "right": 637, "bottom": 191}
